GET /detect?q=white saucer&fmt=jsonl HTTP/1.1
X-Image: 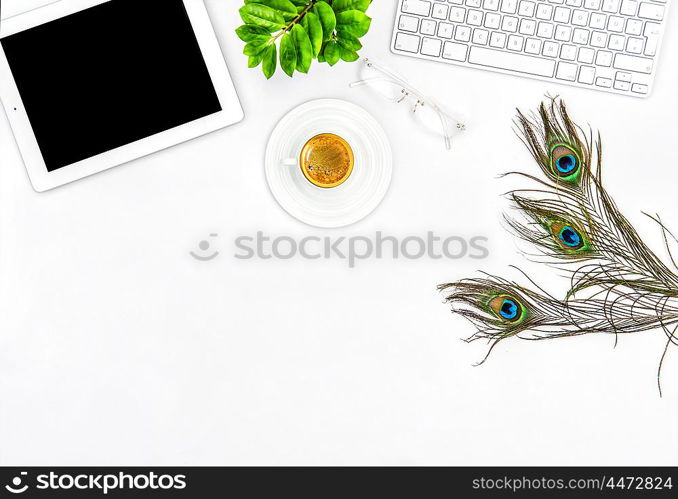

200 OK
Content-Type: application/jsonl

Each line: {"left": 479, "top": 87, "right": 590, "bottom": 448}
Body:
{"left": 265, "top": 99, "right": 392, "bottom": 228}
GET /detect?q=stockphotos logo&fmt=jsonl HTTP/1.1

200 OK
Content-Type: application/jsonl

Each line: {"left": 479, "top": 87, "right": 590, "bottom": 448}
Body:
{"left": 5, "top": 472, "right": 29, "bottom": 494}
{"left": 3, "top": 471, "right": 186, "bottom": 495}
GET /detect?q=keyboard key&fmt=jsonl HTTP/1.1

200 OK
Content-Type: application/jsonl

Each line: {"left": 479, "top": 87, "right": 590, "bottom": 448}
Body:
{"left": 490, "top": 31, "right": 508, "bottom": 47}
{"left": 503, "top": 16, "right": 520, "bottom": 32}
{"left": 619, "top": 0, "right": 639, "bottom": 15}
{"left": 624, "top": 36, "right": 642, "bottom": 54}
{"left": 572, "top": 10, "right": 589, "bottom": 26}
{"left": 591, "top": 31, "right": 607, "bottom": 47}
{"left": 432, "top": 3, "right": 449, "bottom": 19}
{"left": 473, "top": 28, "right": 490, "bottom": 44}
{"left": 536, "top": 4, "right": 554, "bottom": 19}
{"left": 467, "top": 0, "right": 483, "bottom": 7}
{"left": 644, "top": 42, "right": 658, "bottom": 57}
{"left": 395, "top": 32, "right": 421, "bottom": 52}
{"left": 578, "top": 66, "right": 596, "bottom": 83}
{"left": 596, "top": 50, "right": 613, "bottom": 66}
{"left": 438, "top": 22, "right": 455, "bottom": 38}
{"left": 631, "top": 83, "right": 648, "bottom": 94}
{"left": 556, "top": 61, "right": 578, "bottom": 80}
{"left": 543, "top": 40, "right": 559, "bottom": 56}
{"left": 613, "top": 80, "right": 630, "bottom": 90}
{"left": 525, "top": 37, "right": 542, "bottom": 54}
{"left": 555, "top": 25, "right": 572, "bottom": 41}
{"left": 484, "top": 0, "right": 501, "bottom": 10}
{"left": 614, "top": 53, "right": 653, "bottom": 73}
{"left": 615, "top": 71, "right": 632, "bottom": 82}
{"left": 537, "top": 22, "right": 554, "bottom": 37}
{"left": 501, "top": 0, "right": 519, "bottom": 13}
{"left": 399, "top": 15, "right": 420, "bottom": 32}
{"left": 519, "top": 1, "right": 536, "bottom": 16}
{"left": 554, "top": 6, "right": 572, "bottom": 22}
{"left": 485, "top": 12, "right": 502, "bottom": 29}
{"left": 584, "top": 0, "right": 601, "bottom": 9}
{"left": 608, "top": 34, "right": 625, "bottom": 50}
{"left": 402, "top": 0, "right": 432, "bottom": 16}
{"left": 596, "top": 76, "right": 613, "bottom": 87}
{"left": 421, "top": 37, "right": 443, "bottom": 55}
{"left": 420, "top": 19, "right": 437, "bottom": 35}
{"left": 644, "top": 22, "right": 661, "bottom": 37}
{"left": 625, "top": 19, "right": 643, "bottom": 36}
{"left": 449, "top": 7, "right": 466, "bottom": 22}
{"left": 520, "top": 19, "right": 537, "bottom": 35}
{"left": 589, "top": 13, "right": 607, "bottom": 29}
{"left": 455, "top": 25, "right": 472, "bottom": 41}
{"left": 468, "top": 46, "right": 556, "bottom": 76}
{"left": 638, "top": 3, "right": 664, "bottom": 20}
{"left": 601, "top": 0, "right": 620, "bottom": 12}
{"left": 560, "top": 44, "right": 577, "bottom": 60}
{"left": 572, "top": 28, "right": 590, "bottom": 44}
{"left": 443, "top": 41, "right": 469, "bottom": 60}
{"left": 578, "top": 47, "right": 595, "bottom": 63}
{"left": 467, "top": 9, "right": 484, "bottom": 25}
{"left": 508, "top": 34, "right": 525, "bottom": 50}
{"left": 608, "top": 16, "right": 624, "bottom": 32}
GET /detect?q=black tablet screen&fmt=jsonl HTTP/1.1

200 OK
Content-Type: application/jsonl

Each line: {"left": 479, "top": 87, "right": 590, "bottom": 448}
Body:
{"left": 1, "top": 0, "right": 222, "bottom": 171}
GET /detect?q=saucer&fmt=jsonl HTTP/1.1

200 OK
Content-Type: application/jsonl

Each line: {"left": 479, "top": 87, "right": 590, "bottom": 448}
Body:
{"left": 265, "top": 99, "right": 392, "bottom": 228}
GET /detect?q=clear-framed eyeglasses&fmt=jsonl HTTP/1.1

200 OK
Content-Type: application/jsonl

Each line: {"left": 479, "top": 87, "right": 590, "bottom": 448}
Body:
{"left": 349, "top": 58, "right": 467, "bottom": 151}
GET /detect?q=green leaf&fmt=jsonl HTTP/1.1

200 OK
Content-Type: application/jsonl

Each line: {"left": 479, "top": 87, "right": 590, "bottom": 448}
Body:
{"left": 291, "top": 24, "right": 313, "bottom": 73}
{"left": 302, "top": 11, "right": 323, "bottom": 57}
{"left": 243, "top": 41, "right": 268, "bottom": 56}
{"left": 332, "top": 0, "right": 371, "bottom": 13}
{"left": 317, "top": 42, "right": 327, "bottom": 63}
{"left": 236, "top": 24, "right": 272, "bottom": 44}
{"left": 335, "top": 10, "right": 371, "bottom": 37}
{"left": 280, "top": 33, "right": 297, "bottom": 77}
{"left": 338, "top": 45, "right": 359, "bottom": 62}
{"left": 262, "top": 44, "right": 277, "bottom": 79}
{"left": 323, "top": 40, "right": 341, "bottom": 66}
{"left": 248, "top": 52, "right": 265, "bottom": 68}
{"left": 336, "top": 33, "right": 362, "bottom": 52}
{"left": 239, "top": 4, "right": 286, "bottom": 30}
{"left": 314, "top": 1, "right": 337, "bottom": 42}
{"left": 244, "top": 0, "right": 298, "bottom": 20}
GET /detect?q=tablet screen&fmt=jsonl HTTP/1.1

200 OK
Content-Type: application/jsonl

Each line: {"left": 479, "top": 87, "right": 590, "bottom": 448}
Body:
{"left": 1, "top": 0, "right": 222, "bottom": 172}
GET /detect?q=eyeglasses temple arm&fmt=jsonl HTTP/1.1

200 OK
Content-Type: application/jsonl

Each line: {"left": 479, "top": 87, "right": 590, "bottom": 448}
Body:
{"left": 349, "top": 76, "right": 400, "bottom": 88}
{"left": 436, "top": 109, "right": 452, "bottom": 151}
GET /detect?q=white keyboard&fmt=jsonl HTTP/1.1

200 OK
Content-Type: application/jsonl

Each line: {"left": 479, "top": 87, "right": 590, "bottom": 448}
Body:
{"left": 391, "top": 0, "right": 671, "bottom": 96}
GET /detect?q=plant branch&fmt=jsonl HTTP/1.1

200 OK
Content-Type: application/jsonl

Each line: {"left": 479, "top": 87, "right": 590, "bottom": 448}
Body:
{"left": 271, "top": 1, "right": 317, "bottom": 42}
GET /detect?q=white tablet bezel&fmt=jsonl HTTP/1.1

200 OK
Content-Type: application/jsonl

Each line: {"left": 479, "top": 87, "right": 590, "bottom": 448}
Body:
{"left": 0, "top": 0, "right": 244, "bottom": 192}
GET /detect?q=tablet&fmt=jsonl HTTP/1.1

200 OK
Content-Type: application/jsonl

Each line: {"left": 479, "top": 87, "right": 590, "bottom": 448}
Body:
{"left": 0, "top": 0, "right": 244, "bottom": 191}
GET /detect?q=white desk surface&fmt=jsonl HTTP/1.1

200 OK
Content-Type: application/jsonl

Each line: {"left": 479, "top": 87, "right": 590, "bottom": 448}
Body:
{"left": 1, "top": 0, "right": 677, "bottom": 465}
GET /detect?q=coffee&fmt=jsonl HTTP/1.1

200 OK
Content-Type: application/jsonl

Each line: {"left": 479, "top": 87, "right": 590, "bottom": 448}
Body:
{"left": 299, "top": 133, "right": 354, "bottom": 188}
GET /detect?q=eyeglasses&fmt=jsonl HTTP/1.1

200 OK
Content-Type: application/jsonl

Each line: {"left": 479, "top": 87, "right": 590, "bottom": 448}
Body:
{"left": 349, "top": 58, "right": 467, "bottom": 151}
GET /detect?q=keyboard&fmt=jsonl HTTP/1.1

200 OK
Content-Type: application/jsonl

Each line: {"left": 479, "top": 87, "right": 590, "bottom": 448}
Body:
{"left": 391, "top": 0, "right": 671, "bottom": 97}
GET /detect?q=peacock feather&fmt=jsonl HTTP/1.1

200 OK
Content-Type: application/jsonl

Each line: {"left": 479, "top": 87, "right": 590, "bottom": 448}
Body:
{"left": 440, "top": 98, "right": 678, "bottom": 393}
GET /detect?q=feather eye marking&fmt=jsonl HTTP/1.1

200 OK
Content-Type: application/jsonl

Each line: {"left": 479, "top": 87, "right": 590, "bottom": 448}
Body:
{"left": 550, "top": 221, "right": 588, "bottom": 252}
{"left": 488, "top": 295, "right": 527, "bottom": 323}
{"left": 550, "top": 143, "right": 582, "bottom": 182}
